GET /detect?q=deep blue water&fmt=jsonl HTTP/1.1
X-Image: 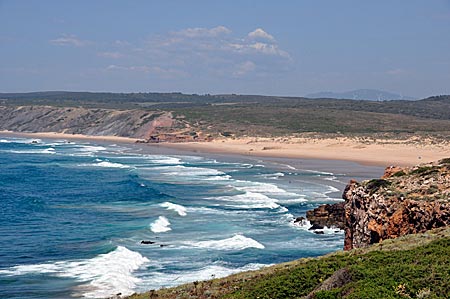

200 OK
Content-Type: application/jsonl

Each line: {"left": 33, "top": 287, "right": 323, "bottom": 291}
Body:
{"left": 0, "top": 137, "right": 381, "bottom": 298}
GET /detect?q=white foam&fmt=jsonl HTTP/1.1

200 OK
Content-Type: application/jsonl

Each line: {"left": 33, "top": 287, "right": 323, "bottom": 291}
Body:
{"left": 290, "top": 219, "right": 343, "bottom": 234}
{"left": 303, "top": 169, "right": 335, "bottom": 176}
{"left": 279, "top": 197, "right": 308, "bottom": 204}
{"left": 290, "top": 219, "right": 313, "bottom": 230}
{"left": 234, "top": 180, "right": 295, "bottom": 196}
{"left": 141, "top": 262, "right": 268, "bottom": 290}
{"left": 204, "top": 174, "right": 232, "bottom": 181}
{"left": 150, "top": 216, "right": 171, "bottom": 233}
{"left": 149, "top": 156, "right": 183, "bottom": 165}
{"left": 155, "top": 165, "right": 225, "bottom": 177}
{"left": 185, "top": 234, "right": 264, "bottom": 250}
{"left": 160, "top": 202, "right": 187, "bottom": 216}
{"left": 326, "top": 185, "right": 340, "bottom": 193}
{"left": 78, "top": 145, "right": 107, "bottom": 152}
{"left": 323, "top": 176, "right": 339, "bottom": 182}
{"left": 94, "top": 161, "right": 130, "bottom": 168}
{"left": 0, "top": 246, "right": 149, "bottom": 298}
{"left": 260, "top": 172, "right": 285, "bottom": 179}
{"left": 8, "top": 148, "right": 56, "bottom": 155}
{"left": 214, "top": 191, "right": 280, "bottom": 209}
{"left": 0, "top": 138, "right": 42, "bottom": 144}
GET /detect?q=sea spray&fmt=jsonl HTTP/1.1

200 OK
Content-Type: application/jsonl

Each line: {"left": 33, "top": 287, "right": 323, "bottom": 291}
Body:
{"left": 150, "top": 216, "right": 171, "bottom": 233}
{"left": 160, "top": 202, "right": 187, "bottom": 216}
{"left": 0, "top": 246, "right": 149, "bottom": 298}
{"left": 185, "top": 234, "right": 265, "bottom": 250}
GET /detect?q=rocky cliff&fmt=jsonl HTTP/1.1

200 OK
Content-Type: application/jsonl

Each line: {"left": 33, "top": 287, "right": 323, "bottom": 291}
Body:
{"left": 0, "top": 105, "right": 181, "bottom": 139}
{"left": 343, "top": 158, "right": 450, "bottom": 250}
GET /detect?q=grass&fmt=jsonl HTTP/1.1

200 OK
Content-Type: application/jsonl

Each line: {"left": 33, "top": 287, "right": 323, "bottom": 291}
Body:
{"left": 1, "top": 92, "right": 450, "bottom": 138}
{"left": 127, "top": 227, "right": 450, "bottom": 299}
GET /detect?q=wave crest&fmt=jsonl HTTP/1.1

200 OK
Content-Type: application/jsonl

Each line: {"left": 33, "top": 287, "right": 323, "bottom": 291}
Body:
{"left": 150, "top": 216, "right": 171, "bottom": 233}
{"left": 160, "top": 202, "right": 187, "bottom": 216}
{"left": 0, "top": 246, "right": 149, "bottom": 298}
{"left": 185, "top": 234, "right": 264, "bottom": 250}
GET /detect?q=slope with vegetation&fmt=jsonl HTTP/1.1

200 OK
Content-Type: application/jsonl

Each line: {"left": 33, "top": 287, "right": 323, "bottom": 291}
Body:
{"left": 126, "top": 227, "right": 450, "bottom": 299}
{"left": 343, "top": 158, "right": 450, "bottom": 250}
{"left": 0, "top": 92, "right": 449, "bottom": 139}
{"left": 124, "top": 158, "right": 450, "bottom": 299}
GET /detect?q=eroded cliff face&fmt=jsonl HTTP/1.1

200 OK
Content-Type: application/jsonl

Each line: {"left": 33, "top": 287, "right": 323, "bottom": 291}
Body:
{"left": 0, "top": 106, "right": 179, "bottom": 139}
{"left": 343, "top": 159, "right": 450, "bottom": 250}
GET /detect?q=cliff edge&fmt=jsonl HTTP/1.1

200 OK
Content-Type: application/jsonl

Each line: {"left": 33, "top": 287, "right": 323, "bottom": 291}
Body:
{"left": 343, "top": 158, "right": 450, "bottom": 250}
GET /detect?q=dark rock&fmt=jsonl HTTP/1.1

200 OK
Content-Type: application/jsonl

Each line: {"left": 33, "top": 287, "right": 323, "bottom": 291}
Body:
{"left": 294, "top": 216, "right": 305, "bottom": 223}
{"left": 313, "top": 231, "right": 325, "bottom": 235}
{"left": 141, "top": 240, "right": 156, "bottom": 245}
{"left": 306, "top": 202, "right": 345, "bottom": 229}
{"left": 303, "top": 268, "right": 352, "bottom": 299}
{"left": 309, "top": 223, "right": 324, "bottom": 230}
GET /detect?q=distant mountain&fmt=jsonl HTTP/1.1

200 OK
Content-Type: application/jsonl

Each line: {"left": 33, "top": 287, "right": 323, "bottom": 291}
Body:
{"left": 306, "top": 89, "right": 416, "bottom": 101}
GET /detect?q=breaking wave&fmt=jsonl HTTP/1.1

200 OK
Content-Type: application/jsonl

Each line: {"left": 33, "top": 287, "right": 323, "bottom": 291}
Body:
{"left": 150, "top": 216, "right": 171, "bottom": 233}
{"left": 0, "top": 246, "right": 149, "bottom": 298}
{"left": 160, "top": 202, "right": 187, "bottom": 216}
{"left": 185, "top": 234, "right": 265, "bottom": 250}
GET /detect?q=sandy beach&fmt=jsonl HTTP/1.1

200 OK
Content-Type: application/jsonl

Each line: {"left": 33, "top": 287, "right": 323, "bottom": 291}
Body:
{"left": 162, "top": 136, "right": 450, "bottom": 167}
{"left": 1, "top": 130, "right": 449, "bottom": 167}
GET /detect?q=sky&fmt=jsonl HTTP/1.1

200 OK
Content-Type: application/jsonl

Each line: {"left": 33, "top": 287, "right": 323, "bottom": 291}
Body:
{"left": 1, "top": 1, "right": 450, "bottom": 98}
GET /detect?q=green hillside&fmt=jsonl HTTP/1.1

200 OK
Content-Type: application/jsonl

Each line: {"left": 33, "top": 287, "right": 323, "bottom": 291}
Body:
{"left": 127, "top": 227, "right": 450, "bottom": 299}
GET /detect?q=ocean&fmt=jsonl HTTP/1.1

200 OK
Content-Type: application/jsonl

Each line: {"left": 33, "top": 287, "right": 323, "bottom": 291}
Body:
{"left": 0, "top": 136, "right": 382, "bottom": 298}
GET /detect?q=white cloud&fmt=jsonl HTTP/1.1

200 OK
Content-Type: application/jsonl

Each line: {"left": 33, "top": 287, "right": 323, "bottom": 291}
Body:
{"left": 233, "top": 61, "right": 256, "bottom": 77}
{"left": 50, "top": 34, "right": 88, "bottom": 47}
{"left": 248, "top": 28, "right": 275, "bottom": 42}
{"left": 175, "top": 25, "right": 231, "bottom": 38}
{"left": 101, "top": 25, "right": 291, "bottom": 79}
{"left": 97, "top": 52, "right": 123, "bottom": 59}
{"left": 105, "top": 64, "right": 187, "bottom": 78}
{"left": 386, "top": 68, "right": 408, "bottom": 76}
{"left": 152, "top": 26, "right": 290, "bottom": 59}
{"left": 106, "top": 65, "right": 151, "bottom": 72}
{"left": 225, "top": 41, "right": 291, "bottom": 59}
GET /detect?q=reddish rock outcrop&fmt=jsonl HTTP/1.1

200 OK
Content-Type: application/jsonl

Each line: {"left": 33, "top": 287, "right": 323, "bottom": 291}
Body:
{"left": 343, "top": 159, "right": 450, "bottom": 250}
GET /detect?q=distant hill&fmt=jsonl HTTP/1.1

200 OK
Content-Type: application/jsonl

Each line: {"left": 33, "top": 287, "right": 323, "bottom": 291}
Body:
{"left": 1, "top": 91, "right": 449, "bottom": 138}
{"left": 306, "top": 89, "right": 416, "bottom": 101}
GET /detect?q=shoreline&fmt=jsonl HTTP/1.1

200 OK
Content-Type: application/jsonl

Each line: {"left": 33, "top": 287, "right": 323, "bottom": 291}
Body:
{"left": 1, "top": 130, "right": 449, "bottom": 167}
{"left": 0, "top": 130, "right": 138, "bottom": 144}
{"left": 160, "top": 136, "right": 450, "bottom": 167}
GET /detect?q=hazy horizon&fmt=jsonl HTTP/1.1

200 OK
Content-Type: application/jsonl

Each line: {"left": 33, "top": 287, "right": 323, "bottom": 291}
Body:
{"left": 1, "top": 1, "right": 450, "bottom": 98}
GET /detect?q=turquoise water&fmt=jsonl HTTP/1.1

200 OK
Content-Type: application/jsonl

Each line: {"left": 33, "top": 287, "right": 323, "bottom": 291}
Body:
{"left": 0, "top": 137, "right": 380, "bottom": 298}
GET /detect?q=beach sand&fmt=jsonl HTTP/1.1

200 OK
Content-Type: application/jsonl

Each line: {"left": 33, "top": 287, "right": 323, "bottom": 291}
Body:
{"left": 162, "top": 136, "right": 450, "bottom": 167}
{"left": 1, "top": 130, "right": 448, "bottom": 167}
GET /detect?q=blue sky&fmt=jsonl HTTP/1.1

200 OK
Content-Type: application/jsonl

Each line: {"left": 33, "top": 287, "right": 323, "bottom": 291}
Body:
{"left": 1, "top": 1, "right": 450, "bottom": 98}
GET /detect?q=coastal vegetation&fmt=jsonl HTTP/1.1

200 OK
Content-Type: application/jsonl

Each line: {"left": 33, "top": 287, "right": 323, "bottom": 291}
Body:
{"left": 0, "top": 92, "right": 449, "bottom": 139}
{"left": 126, "top": 227, "right": 450, "bottom": 299}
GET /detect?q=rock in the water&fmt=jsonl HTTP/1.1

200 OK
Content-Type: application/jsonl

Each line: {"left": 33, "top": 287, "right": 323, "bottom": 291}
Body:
{"left": 294, "top": 216, "right": 305, "bottom": 223}
{"left": 141, "top": 240, "right": 156, "bottom": 244}
{"left": 306, "top": 202, "right": 345, "bottom": 230}
{"left": 309, "top": 223, "right": 325, "bottom": 230}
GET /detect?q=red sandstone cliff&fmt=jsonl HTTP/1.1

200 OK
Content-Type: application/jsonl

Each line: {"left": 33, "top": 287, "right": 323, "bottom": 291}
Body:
{"left": 342, "top": 159, "right": 450, "bottom": 250}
